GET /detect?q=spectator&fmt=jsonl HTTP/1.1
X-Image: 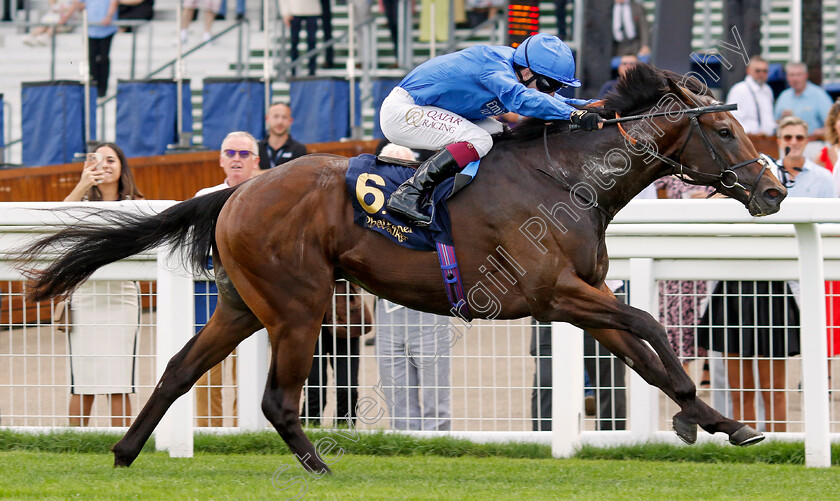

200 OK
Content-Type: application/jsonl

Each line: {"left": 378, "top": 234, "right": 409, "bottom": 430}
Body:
{"left": 611, "top": 0, "right": 650, "bottom": 58}
{"left": 59, "top": 0, "right": 119, "bottom": 98}
{"left": 63, "top": 142, "right": 143, "bottom": 426}
{"left": 597, "top": 53, "right": 638, "bottom": 99}
{"left": 726, "top": 55, "right": 776, "bottom": 136}
{"left": 257, "top": 102, "right": 307, "bottom": 171}
{"left": 814, "top": 100, "right": 840, "bottom": 186}
{"left": 22, "top": 0, "right": 76, "bottom": 46}
{"left": 179, "top": 0, "right": 219, "bottom": 46}
{"left": 193, "top": 131, "right": 261, "bottom": 427}
{"left": 815, "top": 101, "right": 840, "bottom": 372}
{"left": 554, "top": 0, "right": 568, "bottom": 39}
{"left": 279, "top": 0, "right": 322, "bottom": 76}
{"left": 655, "top": 176, "right": 713, "bottom": 388}
{"left": 772, "top": 116, "right": 835, "bottom": 197}
{"left": 117, "top": 0, "right": 153, "bottom": 31}
{"left": 699, "top": 117, "right": 835, "bottom": 432}
{"left": 774, "top": 62, "right": 833, "bottom": 137}
{"left": 465, "top": 0, "right": 503, "bottom": 29}
{"left": 216, "top": 0, "right": 245, "bottom": 21}
{"left": 380, "top": 0, "right": 400, "bottom": 59}
{"left": 774, "top": 116, "right": 838, "bottom": 400}
{"left": 376, "top": 298, "right": 451, "bottom": 430}
{"left": 351, "top": 0, "right": 372, "bottom": 71}
{"left": 319, "top": 0, "right": 334, "bottom": 68}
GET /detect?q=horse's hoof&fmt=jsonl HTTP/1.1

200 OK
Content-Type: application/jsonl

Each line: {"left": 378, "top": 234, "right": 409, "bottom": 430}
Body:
{"left": 112, "top": 444, "right": 135, "bottom": 468}
{"left": 672, "top": 415, "right": 697, "bottom": 445}
{"left": 729, "top": 425, "right": 765, "bottom": 447}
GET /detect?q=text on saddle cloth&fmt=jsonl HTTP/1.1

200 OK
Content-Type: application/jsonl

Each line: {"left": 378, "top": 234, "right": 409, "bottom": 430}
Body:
{"left": 345, "top": 153, "right": 479, "bottom": 251}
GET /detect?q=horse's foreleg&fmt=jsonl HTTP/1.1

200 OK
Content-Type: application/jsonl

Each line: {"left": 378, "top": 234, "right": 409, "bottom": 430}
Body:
{"left": 111, "top": 303, "right": 262, "bottom": 467}
{"left": 544, "top": 275, "right": 762, "bottom": 446}
{"left": 586, "top": 327, "right": 761, "bottom": 444}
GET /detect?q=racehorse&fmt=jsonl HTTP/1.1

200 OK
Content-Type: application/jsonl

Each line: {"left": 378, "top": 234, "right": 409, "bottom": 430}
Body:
{"left": 18, "top": 64, "right": 786, "bottom": 472}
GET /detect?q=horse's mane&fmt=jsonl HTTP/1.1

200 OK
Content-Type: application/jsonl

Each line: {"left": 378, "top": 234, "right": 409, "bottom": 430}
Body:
{"left": 498, "top": 63, "right": 712, "bottom": 143}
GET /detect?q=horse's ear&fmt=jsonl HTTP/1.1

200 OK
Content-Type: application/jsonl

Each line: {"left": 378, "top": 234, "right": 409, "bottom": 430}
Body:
{"left": 665, "top": 78, "right": 701, "bottom": 108}
{"left": 665, "top": 76, "right": 684, "bottom": 97}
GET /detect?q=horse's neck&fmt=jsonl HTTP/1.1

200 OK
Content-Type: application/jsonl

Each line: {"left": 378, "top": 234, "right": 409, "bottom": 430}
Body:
{"left": 543, "top": 129, "right": 669, "bottom": 218}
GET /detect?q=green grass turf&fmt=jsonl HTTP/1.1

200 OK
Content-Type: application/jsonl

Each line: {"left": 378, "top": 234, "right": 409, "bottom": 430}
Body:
{"left": 0, "top": 451, "right": 839, "bottom": 500}
{"left": 2, "top": 429, "right": 840, "bottom": 464}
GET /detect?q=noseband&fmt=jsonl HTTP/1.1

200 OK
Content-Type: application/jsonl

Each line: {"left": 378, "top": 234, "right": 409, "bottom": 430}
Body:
{"left": 616, "top": 103, "right": 768, "bottom": 204}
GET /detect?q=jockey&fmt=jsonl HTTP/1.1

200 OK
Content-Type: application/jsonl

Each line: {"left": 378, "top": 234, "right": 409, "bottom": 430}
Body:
{"left": 380, "top": 32, "right": 603, "bottom": 226}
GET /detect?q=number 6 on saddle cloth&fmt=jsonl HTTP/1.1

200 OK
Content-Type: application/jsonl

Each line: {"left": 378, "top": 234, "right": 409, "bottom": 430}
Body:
{"left": 347, "top": 153, "right": 480, "bottom": 319}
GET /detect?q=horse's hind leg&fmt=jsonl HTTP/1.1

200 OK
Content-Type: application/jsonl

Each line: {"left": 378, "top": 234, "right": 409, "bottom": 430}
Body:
{"left": 260, "top": 320, "right": 331, "bottom": 475}
{"left": 586, "top": 326, "right": 763, "bottom": 446}
{"left": 111, "top": 299, "right": 262, "bottom": 467}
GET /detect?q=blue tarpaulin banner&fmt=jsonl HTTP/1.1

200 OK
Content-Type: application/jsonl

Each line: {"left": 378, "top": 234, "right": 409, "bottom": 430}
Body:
{"left": 371, "top": 78, "right": 403, "bottom": 139}
{"left": 289, "top": 77, "right": 361, "bottom": 143}
{"left": 115, "top": 79, "right": 193, "bottom": 158}
{"left": 202, "top": 77, "right": 265, "bottom": 150}
{"left": 21, "top": 81, "right": 96, "bottom": 167}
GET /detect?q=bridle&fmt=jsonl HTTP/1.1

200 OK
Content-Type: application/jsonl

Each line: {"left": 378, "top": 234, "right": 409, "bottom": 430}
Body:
{"left": 612, "top": 101, "right": 769, "bottom": 204}
{"left": 539, "top": 99, "right": 770, "bottom": 218}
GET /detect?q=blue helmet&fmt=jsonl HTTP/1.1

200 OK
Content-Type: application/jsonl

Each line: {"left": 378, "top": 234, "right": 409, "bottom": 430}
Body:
{"left": 513, "top": 33, "right": 581, "bottom": 88}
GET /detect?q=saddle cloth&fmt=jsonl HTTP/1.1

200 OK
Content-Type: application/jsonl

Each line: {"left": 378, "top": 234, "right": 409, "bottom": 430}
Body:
{"left": 345, "top": 153, "right": 477, "bottom": 251}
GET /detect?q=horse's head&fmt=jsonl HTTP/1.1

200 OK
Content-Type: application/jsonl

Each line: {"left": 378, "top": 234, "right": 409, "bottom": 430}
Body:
{"left": 605, "top": 65, "right": 786, "bottom": 216}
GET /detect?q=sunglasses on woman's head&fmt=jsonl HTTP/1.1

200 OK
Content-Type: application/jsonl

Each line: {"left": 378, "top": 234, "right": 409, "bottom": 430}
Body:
{"left": 223, "top": 149, "right": 255, "bottom": 159}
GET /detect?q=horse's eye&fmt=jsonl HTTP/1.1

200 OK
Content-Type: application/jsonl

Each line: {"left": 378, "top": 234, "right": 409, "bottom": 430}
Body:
{"left": 719, "top": 128, "right": 732, "bottom": 138}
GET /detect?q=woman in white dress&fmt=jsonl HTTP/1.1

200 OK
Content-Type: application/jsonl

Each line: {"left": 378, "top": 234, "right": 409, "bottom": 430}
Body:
{"left": 63, "top": 142, "right": 144, "bottom": 426}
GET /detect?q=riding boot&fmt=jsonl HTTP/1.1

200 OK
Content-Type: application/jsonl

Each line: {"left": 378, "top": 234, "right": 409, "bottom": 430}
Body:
{"left": 386, "top": 148, "right": 461, "bottom": 226}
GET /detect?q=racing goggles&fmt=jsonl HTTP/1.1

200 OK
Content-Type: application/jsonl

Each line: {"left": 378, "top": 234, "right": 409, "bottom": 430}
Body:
{"left": 522, "top": 72, "right": 567, "bottom": 93}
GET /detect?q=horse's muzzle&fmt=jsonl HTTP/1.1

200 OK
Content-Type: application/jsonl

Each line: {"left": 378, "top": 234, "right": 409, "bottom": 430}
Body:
{"left": 748, "top": 185, "right": 787, "bottom": 216}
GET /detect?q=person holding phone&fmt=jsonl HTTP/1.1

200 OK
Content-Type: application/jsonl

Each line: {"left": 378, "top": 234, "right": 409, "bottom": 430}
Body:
{"left": 63, "top": 142, "right": 144, "bottom": 426}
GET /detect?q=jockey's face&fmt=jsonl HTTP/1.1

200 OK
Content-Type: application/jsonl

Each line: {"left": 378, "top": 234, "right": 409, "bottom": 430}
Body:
{"left": 518, "top": 67, "right": 556, "bottom": 97}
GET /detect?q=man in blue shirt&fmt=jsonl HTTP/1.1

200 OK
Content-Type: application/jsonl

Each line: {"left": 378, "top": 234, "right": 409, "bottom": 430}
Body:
{"left": 774, "top": 62, "right": 833, "bottom": 137}
{"left": 773, "top": 116, "right": 836, "bottom": 198}
{"left": 379, "top": 33, "right": 602, "bottom": 226}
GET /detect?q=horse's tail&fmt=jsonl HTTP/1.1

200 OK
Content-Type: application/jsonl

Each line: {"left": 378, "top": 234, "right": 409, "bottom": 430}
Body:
{"left": 17, "top": 187, "right": 238, "bottom": 302}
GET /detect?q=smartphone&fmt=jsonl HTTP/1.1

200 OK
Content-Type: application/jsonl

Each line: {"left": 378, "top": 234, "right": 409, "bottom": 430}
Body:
{"left": 87, "top": 152, "right": 103, "bottom": 170}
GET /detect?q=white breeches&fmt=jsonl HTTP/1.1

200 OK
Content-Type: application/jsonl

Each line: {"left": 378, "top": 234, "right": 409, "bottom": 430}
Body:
{"left": 379, "top": 87, "right": 502, "bottom": 157}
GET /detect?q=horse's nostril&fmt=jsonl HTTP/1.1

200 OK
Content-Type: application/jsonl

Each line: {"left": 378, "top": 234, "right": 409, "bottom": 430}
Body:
{"left": 763, "top": 188, "right": 782, "bottom": 203}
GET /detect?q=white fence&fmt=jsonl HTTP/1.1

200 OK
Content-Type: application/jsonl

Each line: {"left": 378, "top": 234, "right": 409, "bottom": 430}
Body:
{"left": 1, "top": 200, "right": 839, "bottom": 468}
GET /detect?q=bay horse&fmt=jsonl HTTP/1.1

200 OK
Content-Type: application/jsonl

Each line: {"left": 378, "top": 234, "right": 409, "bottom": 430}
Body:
{"left": 18, "top": 64, "right": 785, "bottom": 471}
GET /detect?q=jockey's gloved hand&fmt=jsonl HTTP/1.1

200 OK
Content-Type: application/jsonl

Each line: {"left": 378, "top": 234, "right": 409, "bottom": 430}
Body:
{"left": 570, "top": 110, "right": 603, "bottom": 131}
